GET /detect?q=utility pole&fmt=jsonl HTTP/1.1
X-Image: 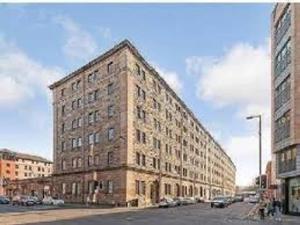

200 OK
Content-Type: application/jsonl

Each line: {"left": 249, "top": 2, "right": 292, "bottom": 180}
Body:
{"left": 246, "top": 115, "right": 262, "bottom": 192}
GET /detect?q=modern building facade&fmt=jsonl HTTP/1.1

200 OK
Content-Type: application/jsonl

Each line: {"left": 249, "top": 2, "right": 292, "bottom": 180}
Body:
{"left": 272, "top": 3, "right": 300, "bottom": 215}
{"left": 49, "top": 40, "right": 236, "bottom": 206}
{"left": 0, "top": 149, "right": 53, "bottom": 195}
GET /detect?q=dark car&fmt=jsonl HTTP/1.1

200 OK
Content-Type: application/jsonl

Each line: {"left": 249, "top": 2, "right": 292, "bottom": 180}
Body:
{"left": 211, "top": 197, "right": 228, "bottom": 208}
{"left": 0, "top": 196, "right": 10, "bottom": 204}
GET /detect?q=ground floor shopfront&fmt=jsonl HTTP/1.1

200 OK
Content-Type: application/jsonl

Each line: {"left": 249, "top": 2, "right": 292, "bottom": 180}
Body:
{"left": 281, "top": 176, "right": 300, "bottom": 215}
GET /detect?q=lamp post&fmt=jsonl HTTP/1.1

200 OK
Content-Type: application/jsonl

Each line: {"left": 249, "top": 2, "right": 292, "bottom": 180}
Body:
{"left": 246, "top": 115, "right": 262, "bottom": 192}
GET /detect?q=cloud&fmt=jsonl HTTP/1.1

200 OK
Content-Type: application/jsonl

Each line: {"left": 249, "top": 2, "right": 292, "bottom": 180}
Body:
{"left": 53, "top": 15, "right": 99, "bottom": 62}
{"left": 186, "top": 41, "right": 271, "bottom": 186}
{"left": 153, "top": 64, "right": 183, "bottom": 95}
{"left": 0, "top": 36, "right": 63, "bottom": 107}
{"left": 97, "top": 26, "right": 112, "bottom": 40}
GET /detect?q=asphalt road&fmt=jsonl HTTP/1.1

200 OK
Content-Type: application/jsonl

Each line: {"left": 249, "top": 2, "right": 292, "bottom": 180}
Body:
{"left": 0, "top": 202, "right": 298, "bottom": 225}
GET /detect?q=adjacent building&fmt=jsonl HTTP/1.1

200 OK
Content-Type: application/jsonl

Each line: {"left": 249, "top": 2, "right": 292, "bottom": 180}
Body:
{"left": 271, "top": 3, "right": 300, "bottom": 215}
{"left": 49, "top": 40, "right": 236, "bottom": 206}
{"left": 0, "top": 149, "right": 53, "bottom": 195}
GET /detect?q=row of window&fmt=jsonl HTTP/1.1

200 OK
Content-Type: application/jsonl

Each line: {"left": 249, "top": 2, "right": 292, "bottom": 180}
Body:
{"left": 274, "top": 75, "right": 291, "bottom": 111}
{"left": 61, "top": 62, "right": 115, "bottom": 96}
{"left": 275, "top": 4, "right": 291, "bottom": 45}
{"left": 275, "top": 39, "right": 291, "bottom": 78}
{"left": 61, "top": 180, "right": 114, "bottom": 195}
{"left": 274, "top": 111, "right": 290, "bottom": 143}
{"left": 61, "top": 128, "right": 115, "bottom": 151}
{"left": 278, "top": 147, "right": 296, "bottom": 173}
{"left": 62, "top": 107, "right": 114, "bottom": 134}
{"left": 61, "top": 152, "right": 114, "bottom": 170}
{"left": 61, "top": 83, "right": 114, "bottom": 116}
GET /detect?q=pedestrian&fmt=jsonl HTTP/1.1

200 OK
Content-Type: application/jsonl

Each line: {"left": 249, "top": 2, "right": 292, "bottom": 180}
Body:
{"left": 274, "top": 199, "right": 282, "bottom": 222}
{"left": 266, "top": 198, "right": 274, "bottom": 217}
{"left": 258, "top": 199, "right": 266, "bottom": 220}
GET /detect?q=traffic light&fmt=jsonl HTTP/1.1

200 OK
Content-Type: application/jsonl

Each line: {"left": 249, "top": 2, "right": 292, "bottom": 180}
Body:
{"left": 261, "top": 175, "right": 267, "bottom": 189}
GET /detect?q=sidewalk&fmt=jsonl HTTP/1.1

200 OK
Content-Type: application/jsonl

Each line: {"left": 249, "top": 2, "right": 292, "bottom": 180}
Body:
{"left": 246, "top": 203, "right": 299, "bottom": 223}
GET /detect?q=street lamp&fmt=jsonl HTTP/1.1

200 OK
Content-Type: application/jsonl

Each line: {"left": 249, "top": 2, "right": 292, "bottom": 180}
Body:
{"left": 246, "top": 115, "right": 262, "bottom": 192}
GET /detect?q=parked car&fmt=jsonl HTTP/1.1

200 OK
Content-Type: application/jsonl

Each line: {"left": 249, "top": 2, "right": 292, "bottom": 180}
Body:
{"left": 233, "top": 195, "right": 243, "bottom": 202}
{"left": 12, "top": 195, "right": 35, "bottom": 206}
{"left": 0, "top": 196, "right": 10, "bottom": 204}
{"left": 195, "top": 197, "right": 205, "bottom": 203}
{"left": 158, "top": 197, "right": 177, "bottom": 208}
{"left": 225, "top": 196, "right": 234, "bottom": 204}
{"left": 173, "top": 197, "right": 184, "bottom": 206}
{"left": 32, "top": 196, "right": 43, "bottom": 205}
{"left": 42, "top": 196, "right": 64, "bottom": 205}
{"left": 187, "top": 197, "right": 197, "bottom": 204}
{"left": 248, "top": 195, "right": 259, "bottom": 204}
{"left": 210, "top": 197, "right": 229, "bottom": 208}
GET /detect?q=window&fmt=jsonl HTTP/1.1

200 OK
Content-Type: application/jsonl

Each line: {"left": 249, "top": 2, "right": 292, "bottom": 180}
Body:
{"left": 72, "top": 158, "right": 77, "bottom": 168}
{"left": 153, "top": 158, "right": 156, "bottom": 169}
{"left": 135, "top": 180, "right": 145, "bottom": 195}
{"left": 88, "top": 133, "right": 94, "bottom": 145}
{"left": 136, "top": 129, "right": 141, "bottom": 142}
{"left": 72, "top": 119, "right": 77, "bottom": 129}
{"left": 135, "top": 63, "right": 141, "bottom": 75}
{"left": 88, "top": 70, "right": 98, "bottom": 83}
{"left": 107, "top": 83, "right": 113, "bottom": 95}
{"left": 95, "top": 110, "right": 100, "bottom": 122}
{"left": 72, "top": 100, "right": 76, "bottom": 110}
{"left": 62, "top": 183, "right": 66, "bottom": 194}
{"left": 77, "top": 98, "right": 82, "bottom": 108}
{"left": 94, "top": 155, "right": 100, "bottom": 166}
{"left": 78, "top": 158, "right": 82, "bottom": 167}
{"left": 275, "top": 111, "right": 291, "bottom": 143}
{"left": 94, "top": 89, "right": 100, "bottom": 101}
{"left": 72, "top": 138, "right": 77, "bottom": 149}
{"left": 95, "top": 132, "right": 100, "bottom": 143}
{"left": 136, "top": 152, "right": 140, "bottom": 165}
{"left": 107, "top": 62, "right": 113, "bottom": 73}
{"left": 108, "top": 105, "right": 114, "bottom": 117}
{"left": 107, "top": 180, "right": 113, "bottom": 194}
{"left": 62, "top": 159, "right": 66, "bottom": 170}
{"left": 108, "top": 152, "right": 113, "bottom": 165}
{"left": 78, "top": 117, "right": 82, "bottom": 127}
{"left": 142, "top": 154, "right": 146, "bottom": 166}
{"left": 72, "top": 182, "right": 77, "bottom": 195}
{"left": 61, "top": 123, "right": 65, "bottom": 133}
{"left": 77, "top": 137, "right": 82, "bottom": 147}
{"left": 61, "top": 88, "right": 65, "bottom": 97}
{"left": 88, "top": 155, "right": 93, "bottom": 166}
{"left": 61, "top": 105, "right": 65, "bottom": 116}
{"left": 61, "top": 141, "right": 66, "bottom": 152}
{"left": 135, "top": 180, "right": 140, "bottom": 194}
{"left": 142, "top": 70, "right": 146, "bottom": 80}
{"left": 108, "top": 128, "right": 114, "bottom": 141}
{"left": 88, "top": 112, "right": 94, "bottom": 124}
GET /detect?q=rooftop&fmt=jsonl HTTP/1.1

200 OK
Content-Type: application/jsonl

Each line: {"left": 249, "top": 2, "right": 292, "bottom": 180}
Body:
{"left": 0, "top": 148, "right": 52, "bottom": 163}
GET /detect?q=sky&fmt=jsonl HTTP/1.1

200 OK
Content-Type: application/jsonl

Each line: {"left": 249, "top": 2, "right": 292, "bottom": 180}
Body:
{"left": 0, "top": 3, "right": 272, "bottom": 186}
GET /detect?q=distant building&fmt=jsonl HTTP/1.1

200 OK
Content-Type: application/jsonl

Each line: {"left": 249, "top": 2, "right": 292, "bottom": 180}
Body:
{"left": 271, "top": 3, "right": 300, "bottom": 215}
{"left": 0, "top": 149, "right": 52, "bottom": 195}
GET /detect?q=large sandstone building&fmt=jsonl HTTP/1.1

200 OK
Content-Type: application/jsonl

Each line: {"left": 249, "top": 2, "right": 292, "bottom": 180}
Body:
{"left": 49, "top": 40, "right": 236, "bottom": 206}
{"left": 271, "top": 3, "right": 300, "bottom": 215}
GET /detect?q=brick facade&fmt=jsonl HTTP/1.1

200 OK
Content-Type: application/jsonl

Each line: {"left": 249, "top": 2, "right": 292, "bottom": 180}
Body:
{"left": 49, "top": 40, "right": 236, "bottom": 206}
